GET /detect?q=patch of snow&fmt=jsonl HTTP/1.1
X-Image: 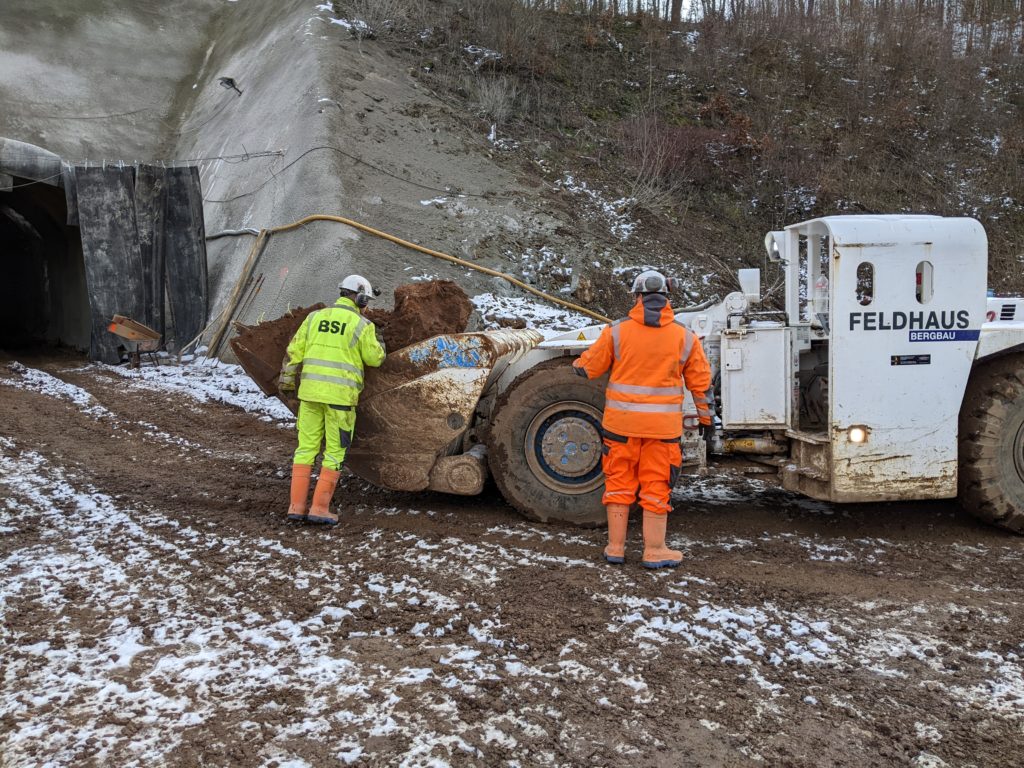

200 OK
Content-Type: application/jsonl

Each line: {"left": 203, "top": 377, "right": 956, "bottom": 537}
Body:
{"left": 100, "top": 357, "right": 293, "bottom": 423}
{"left": 328, "top": 17, "right": 374, "bottom": 39}
{"left": 555, "top": 174, "right": 636, "bottom": 241}
{"left": 667, "top": 29, "right": 700, "bottom": 50}
{"left": 4, "top": 362, "right": 113, "bottom": 419}
{"left": 471, "top": 293, "right": 592, "bottom": 337}
{"left": 463, "top": 44, "right": 502, "bottom": 69}
{"left": 487, "top": 125, "right": 519, "bottom": 152}
{"left": 912, "top": 753, "right": 949, "bottom": 768}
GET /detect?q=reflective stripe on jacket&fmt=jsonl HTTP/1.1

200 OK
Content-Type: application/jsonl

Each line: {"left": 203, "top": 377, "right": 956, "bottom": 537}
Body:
{"left": 279, "top": 296, "right": 386, "bottom": 406}
{"left": 573, "top": 293, "right": 712, "bottom": 439}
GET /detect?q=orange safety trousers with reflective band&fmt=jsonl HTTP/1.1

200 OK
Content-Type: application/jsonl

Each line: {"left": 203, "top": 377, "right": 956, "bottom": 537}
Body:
{"left": 573, "top": 294, "right": 713, "bottom": 439}
{"left": 602, "top": 436, "right": 682, "bottom": 514}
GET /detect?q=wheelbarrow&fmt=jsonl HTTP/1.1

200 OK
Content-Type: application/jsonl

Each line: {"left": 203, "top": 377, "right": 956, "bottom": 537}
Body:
{"left": 107, "top": 315, "right": 161, "bottom": 368}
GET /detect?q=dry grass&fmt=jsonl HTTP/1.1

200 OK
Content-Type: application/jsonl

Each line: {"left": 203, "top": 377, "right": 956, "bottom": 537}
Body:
{"left": 471, "top": 76, "right": 520, "bottom": 125}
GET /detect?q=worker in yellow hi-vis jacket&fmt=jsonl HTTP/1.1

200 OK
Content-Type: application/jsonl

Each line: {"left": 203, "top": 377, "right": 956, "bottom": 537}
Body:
{"left": 279, "top": 275, "right": 386, "bottom": 525}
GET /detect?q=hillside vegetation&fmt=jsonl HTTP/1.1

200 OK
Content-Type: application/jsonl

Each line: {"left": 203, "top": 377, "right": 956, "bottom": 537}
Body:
{"left": 334, "top": 0, "right": 1024, "bottom": 311}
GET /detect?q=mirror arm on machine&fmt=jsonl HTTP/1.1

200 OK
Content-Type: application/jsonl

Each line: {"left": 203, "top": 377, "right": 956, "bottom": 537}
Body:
{"left": 764, "top": 231, "right": 786, "bottom": 263}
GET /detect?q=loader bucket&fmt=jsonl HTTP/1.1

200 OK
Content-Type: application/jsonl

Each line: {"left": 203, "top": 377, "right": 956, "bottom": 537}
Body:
{"left": 230, "top": 313, "right": 542, "bottom": 494}
{"left": 230, "top": 304, "right": 325, "bottom": 400}
{"left": 347, "top": 329, "right": 542, "bottom": 493}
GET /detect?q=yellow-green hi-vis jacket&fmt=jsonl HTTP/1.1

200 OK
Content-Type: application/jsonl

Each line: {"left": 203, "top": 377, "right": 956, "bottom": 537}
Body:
{"left": 279, "top": 297, "right": 386, "bottom": 406}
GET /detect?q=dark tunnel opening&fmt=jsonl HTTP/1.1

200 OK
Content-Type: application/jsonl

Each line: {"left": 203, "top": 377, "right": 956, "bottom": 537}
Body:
{"left": 0, "top": 180, "right": 90, "bottom": 351}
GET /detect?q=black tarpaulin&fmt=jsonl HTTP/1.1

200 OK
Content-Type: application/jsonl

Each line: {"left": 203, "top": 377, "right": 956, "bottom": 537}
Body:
{"left": 76, "top": 166, "right": 147, "bottom": 363}
{"left": 163, "top": 166, "right": 207, "bottom": 347}
{"left": 135, "top": 165, "right": 168, "bottom": 335}
{"left": 74, "top": 164, "right": 207, "bottom": 363}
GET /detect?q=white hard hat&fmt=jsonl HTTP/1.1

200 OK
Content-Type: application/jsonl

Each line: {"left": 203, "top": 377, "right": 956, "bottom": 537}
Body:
{"left": 339, "top": 274, "right": 374, "bottom": 296}
{"left": 631, "top": 269, "right": 674, "bottom": 294}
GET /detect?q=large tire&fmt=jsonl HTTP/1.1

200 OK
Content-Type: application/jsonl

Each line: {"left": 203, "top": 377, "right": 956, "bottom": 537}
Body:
{"left": 959, "top": 353, "right": 1024, "bottom": 533}
{"left": 487, "top": 359, "right": 607, "bottom": 526}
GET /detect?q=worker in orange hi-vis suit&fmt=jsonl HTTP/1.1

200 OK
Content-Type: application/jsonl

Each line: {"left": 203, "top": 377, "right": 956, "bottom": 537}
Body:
{"left": 572, "top": 270, "right": 713, "bottom": 568}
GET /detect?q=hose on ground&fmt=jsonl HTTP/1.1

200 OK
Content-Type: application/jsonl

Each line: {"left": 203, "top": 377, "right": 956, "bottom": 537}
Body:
{"left": 207, "top": 214, "right": 613, "bottom": 356}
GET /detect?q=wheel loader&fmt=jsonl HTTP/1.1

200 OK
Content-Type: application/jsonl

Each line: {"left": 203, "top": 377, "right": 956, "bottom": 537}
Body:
{"left": 233, "top": 215, "right": 1024, "bottom": 533}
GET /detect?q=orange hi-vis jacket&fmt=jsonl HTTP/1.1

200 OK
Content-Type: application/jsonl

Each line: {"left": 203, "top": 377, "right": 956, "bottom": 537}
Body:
{"left": 573, "top": 294, "right": 713, "bottom": 440}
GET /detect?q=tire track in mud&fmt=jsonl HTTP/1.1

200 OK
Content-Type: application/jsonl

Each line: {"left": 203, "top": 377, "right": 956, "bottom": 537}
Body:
{"left": 2, "top": 359, "right": 1024, "bottom": 766}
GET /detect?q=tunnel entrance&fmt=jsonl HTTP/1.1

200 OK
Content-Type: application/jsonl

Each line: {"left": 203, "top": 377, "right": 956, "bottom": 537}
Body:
{"left": 0, "top": 179, "right": 90, "bottom": 351}
{"left": 0, "top": 139, "right": 209, "bottom": 363}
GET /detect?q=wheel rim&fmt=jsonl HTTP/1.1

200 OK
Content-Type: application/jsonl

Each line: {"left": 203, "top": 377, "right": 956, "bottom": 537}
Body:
{"left": 1014, "top": 421, "right": 1024, "bottom": 484}
{"left": 524, "top": 401, "right": 604, "bottom": 494}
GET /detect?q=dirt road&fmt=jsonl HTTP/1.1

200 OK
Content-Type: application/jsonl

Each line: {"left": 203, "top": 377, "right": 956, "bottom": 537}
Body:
{"left": 2, "top": 354, "right": 1023, "bottom": 767}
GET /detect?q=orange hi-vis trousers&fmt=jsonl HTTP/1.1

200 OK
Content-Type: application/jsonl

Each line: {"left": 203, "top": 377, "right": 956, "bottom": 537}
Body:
{"left": 601, "top": 434, "right": 682, "bottom": 515}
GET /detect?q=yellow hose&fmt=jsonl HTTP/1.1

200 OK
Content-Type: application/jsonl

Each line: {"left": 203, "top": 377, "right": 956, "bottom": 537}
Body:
{"left": 265, "top": 214, "right": 612, "bottom": 323}
{"left": 208, "top": 213, "right": 613, "bottom": 357}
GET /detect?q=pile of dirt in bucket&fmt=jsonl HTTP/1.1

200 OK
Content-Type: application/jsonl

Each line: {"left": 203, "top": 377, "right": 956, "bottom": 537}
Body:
{"left": 229, "top": 304, "right": 325, "bottom": 397}
{"left": 364, "top": 280, "right": 473, "bottom": 352}
{"left": 227, "top": 281, "right": 472, "bottom": 405}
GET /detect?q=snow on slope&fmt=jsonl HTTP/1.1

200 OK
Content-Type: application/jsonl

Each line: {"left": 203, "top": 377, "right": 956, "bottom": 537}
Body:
{"left": 471, "top": 293, "right": 594, "bottom": 337}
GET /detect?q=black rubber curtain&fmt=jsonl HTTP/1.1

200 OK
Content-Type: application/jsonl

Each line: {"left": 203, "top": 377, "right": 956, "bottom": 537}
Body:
{"left": 74, "top": 165, "right": 207, "bottom": 363}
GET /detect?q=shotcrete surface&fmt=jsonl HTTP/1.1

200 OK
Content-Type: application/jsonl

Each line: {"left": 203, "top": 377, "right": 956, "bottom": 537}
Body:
{"left": 0, "top": 1, "right": 587, "bottom": 357}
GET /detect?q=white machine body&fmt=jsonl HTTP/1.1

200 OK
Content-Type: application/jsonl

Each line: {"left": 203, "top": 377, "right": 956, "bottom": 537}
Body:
{"left": 523, "top": 215, "right": 1024, "bottom": 504}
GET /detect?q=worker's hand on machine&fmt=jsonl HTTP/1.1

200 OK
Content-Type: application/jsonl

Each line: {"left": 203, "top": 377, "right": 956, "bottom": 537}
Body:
{"left": 698, "top": 422, "right": 715, "bottom": 445}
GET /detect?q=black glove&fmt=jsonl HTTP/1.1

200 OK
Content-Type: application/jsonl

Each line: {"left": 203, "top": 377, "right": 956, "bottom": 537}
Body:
{"left": 698, "top": 422, "right": 714, "bottom": 445}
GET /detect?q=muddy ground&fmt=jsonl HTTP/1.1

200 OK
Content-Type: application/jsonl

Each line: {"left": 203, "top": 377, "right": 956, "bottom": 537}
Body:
{"left": 2, "top": 353, "right": 1023, "bottom": 767}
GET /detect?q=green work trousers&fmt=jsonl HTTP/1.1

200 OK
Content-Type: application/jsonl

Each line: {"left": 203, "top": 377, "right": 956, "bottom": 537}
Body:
{"left": 294, "top": 400, "right": 357, "bottom": 471}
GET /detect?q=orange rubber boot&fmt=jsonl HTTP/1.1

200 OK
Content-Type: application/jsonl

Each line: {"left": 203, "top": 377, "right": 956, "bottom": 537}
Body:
{"left": 641, "top": 510, "right": 682, "bottom": 568}
{"left": 307, "top": 468, "right": 341, "bottom": 525}
{"left": 603, "top": 504, "right": 629, "bottom": 564}
{"left": 287, "top": 464, "right": 312, "bottom": 521}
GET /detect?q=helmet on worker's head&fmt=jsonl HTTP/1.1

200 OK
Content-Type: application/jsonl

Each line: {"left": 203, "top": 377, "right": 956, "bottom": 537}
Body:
{"left": 339, "top": 274, "right": 376, "bottom": 308}
{"left": 630, "top": 269, "right": 676, "bottom": 295}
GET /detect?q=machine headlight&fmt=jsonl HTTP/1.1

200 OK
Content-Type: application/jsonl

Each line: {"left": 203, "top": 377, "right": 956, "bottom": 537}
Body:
{"left": 848, "top": 426, "right": 868, "bottom": 444}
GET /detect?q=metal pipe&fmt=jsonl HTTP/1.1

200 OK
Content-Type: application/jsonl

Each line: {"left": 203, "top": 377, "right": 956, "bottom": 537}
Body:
{"left": 676, "top": 295, "right": 720, "bottom": 313}
{"left": 718, "top": 436, "right": 788, "bottom": 455}
{"left": 0, "top": 137, "right": 63, "bottom": 186}
{"left": 206, "top": 228, "right": 260, "bottom": 240}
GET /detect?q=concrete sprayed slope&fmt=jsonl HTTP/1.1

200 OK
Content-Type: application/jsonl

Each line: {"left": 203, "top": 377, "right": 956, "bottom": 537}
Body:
{"left": 0, "top": 0, "right": 221, "bottom": 159}
{"left": 194, "top": 4, "right": 567, "bottom": 348}
{"left": 1, "top": 0, "right": 578, "bottom": 358}
{"left": 0, "top": 0, "right": 353, "bottom": 341}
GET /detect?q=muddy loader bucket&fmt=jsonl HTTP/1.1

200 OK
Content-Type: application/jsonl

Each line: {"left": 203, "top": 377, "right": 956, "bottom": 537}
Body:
{"left": 347, "top": 330, "right": 542, "bottom": 493}
{"left": 231, "top": 315, "right": 542, "bottom": 495}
